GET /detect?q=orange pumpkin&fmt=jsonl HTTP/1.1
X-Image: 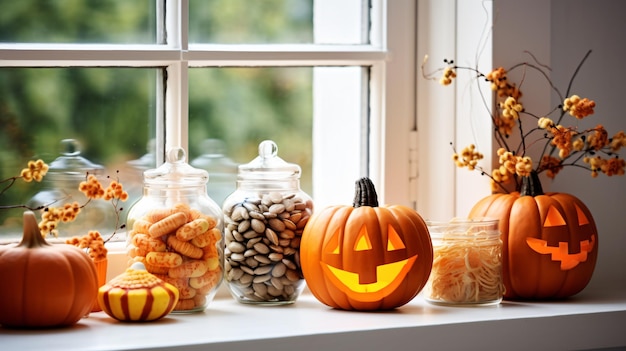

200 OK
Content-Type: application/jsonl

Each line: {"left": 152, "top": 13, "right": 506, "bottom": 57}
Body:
{"left": 468, "top": 172, "right": 597, "bottom": 299}
{"left": 301, "top": 178, "right": 433, "bottom": 310}
{"left": 0, "top": 211, "right": 99, "bottom": 328}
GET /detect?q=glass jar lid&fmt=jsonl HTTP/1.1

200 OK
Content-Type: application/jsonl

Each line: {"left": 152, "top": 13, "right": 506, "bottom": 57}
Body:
{"left": 144, "top": 147, "right": 209, "bottom": 187}
{"left": 190, "top": 139, "right": 238, "bottom": 175}
{"left": 46, "top": 139, "right": 104, "bottom": 181}
{"left": 238, "top": 140, "right": 301, "bottom": 181}
{"left": 127, "top": 139, "right": 157, "bottom": 171}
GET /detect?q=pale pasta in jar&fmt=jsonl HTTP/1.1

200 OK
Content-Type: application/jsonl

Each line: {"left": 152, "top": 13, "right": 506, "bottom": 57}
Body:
{"left": 424, "top": 218, "right": 504, "bottom": 306}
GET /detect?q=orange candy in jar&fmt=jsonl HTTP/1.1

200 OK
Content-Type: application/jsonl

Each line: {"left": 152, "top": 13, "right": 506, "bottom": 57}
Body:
{"left": 126, "top": 147, "right": 224, "bottom": 313}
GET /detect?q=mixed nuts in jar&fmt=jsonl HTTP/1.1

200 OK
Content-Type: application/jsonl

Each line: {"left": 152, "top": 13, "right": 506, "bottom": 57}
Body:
{"left": 223, "top": 140, "right": 313, "bottom": 305}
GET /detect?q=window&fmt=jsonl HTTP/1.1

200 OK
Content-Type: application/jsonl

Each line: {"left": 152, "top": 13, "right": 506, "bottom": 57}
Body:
{"left": 0, "top": 0, "right": 418, "bottom": 242}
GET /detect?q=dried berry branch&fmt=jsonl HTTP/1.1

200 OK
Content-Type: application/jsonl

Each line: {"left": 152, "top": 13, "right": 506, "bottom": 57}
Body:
{"left": 423, "top": 50, "right": 625, "bottom": 193}
{"left": 2, "top": 160, "right": 129, "bottom": 261}
{"left": 0, "top": 160, "right": 50, "bottom": 210}
{"left": 40, "top": 172, "right": 129, "bottom": 242}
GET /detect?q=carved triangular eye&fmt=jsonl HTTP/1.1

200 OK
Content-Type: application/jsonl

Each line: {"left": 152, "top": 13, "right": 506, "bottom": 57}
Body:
{"left": 354, "top": 226, "right": 372, "bottom": 251}
{"left": 325, "top": 228, "right": 341, "bottom": 254}
{"left": 387, "top": 225, "right": 405, "bottom": 251}
{"left": 575, "top": 204, "right": 590, "bottom": 225}
{"left": 544, "top": 205, "right": 566, "bottom": 227}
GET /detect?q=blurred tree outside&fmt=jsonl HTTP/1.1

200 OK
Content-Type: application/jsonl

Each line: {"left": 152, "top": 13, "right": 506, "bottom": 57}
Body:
{"left": 187, "top": 0, "right": 314, "bottom": 194}
{"left": 0, "top": 0, "right": 314, "bottom": 240}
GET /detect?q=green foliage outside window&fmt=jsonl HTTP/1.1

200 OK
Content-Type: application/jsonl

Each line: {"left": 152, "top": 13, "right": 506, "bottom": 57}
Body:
{"left": 0, "top": 0, "right": 314, "bottom": 238}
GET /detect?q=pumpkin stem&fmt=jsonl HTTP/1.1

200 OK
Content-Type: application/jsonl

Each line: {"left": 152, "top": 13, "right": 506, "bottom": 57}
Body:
{"left": 353, "top": 177, "right": 379, "bottom": 208}
{"left": 18, "top": 211, "right": 51, "bottom": 249}
{"left": 519, "top": 171, "right": 544, "bottom": 197}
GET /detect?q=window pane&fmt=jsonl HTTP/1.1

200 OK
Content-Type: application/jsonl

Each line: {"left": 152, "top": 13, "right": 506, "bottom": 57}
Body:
{"left": 0, "top": 0, "right": 157, "bottom": 44}
{"left": 189, "top": 0, "right": 368, "bottom": 44}
{"left": 189, "top": 0, "right": 312, "bottom": 44}
{"left": 188, "top": 66, "right": 368, "bottom": 209}
{"left": 0, "top": 68, "right": 157, "bottom": 242}
{"left": 312, "top": 66, "right": 368, "bottom": 207}
{"left": 188, "top": 67, "right": 313, "bottom": 206}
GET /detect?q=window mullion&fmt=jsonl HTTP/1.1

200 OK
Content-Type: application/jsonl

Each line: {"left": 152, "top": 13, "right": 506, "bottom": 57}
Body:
{"left": 372, "top": 0, "right": 416, "bottom": 207}
{"left": 163, "top": 0, "right": 189, "bottom": 159}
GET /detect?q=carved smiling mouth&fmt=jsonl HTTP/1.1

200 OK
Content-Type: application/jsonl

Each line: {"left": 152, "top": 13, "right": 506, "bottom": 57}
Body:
{"left": 526, "top": 235, "right": 596, "bottom": 270}
{"left": 320, "top": 255, "right": 417, "bottom": 301}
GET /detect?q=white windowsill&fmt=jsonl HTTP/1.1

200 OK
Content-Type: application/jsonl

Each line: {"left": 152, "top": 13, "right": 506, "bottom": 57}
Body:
{"left": 2, "top": 284, "right": 625, "bottom": 351}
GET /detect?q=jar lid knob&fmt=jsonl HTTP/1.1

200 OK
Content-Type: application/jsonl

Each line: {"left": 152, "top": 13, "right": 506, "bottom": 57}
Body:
{"left": 167, "top": 147, "right": 187, "bottom": 164}
{"left": 60, "top": 138, "right": 81, "bottom": 156}
{"left": 259, "top": 140, "right": 278, "bottom": 159}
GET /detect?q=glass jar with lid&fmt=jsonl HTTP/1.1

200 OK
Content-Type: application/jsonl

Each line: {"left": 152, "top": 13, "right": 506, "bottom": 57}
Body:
{"left": 27, "top": 139, "right": 112, "bottom": 239}
{"left": 424, "top": 218, "right": 504, "bottom": 306}
{"left": 123, "top": 138, "right": 157, "bottom": 213}
{"left": 222, "top": 140, "right": 314, "bottom": 305}
{"left": 190, "top": 138, "right": 238, "bottom": 208}
{"left": 126, "top": 147, "right": 224, "bottom": 313}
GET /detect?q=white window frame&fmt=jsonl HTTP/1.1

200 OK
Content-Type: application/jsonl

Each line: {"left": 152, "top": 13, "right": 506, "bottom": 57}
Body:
{"left": 416, "top": 0, "right": 495, "bottom": 221}
{"left": 4, "top": 4, "right": 625, "bottom": 349}
{"left": 0, "top": 0, "right": 423, "bottom": 212}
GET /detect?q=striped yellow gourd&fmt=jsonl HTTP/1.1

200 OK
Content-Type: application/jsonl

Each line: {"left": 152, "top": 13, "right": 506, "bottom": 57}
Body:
{"left": 98, "top": 262, "right": 179, "bottom": 322}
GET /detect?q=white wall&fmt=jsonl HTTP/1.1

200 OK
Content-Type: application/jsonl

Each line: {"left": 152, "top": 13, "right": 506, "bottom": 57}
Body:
{"left": 549, "top": 0, "right": 626, "bottom": 290}
{"left": 493, "top": 0, "right": 626, "bottom": 290}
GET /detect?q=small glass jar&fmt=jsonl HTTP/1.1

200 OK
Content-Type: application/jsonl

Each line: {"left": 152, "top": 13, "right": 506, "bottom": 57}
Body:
{"left": 126, "top": 147, "right": 224, "bottom": 313}
{"left": 424, "top": 218, "right": 504, "bottom": 306}
{"left": 222, "top": 140, "right": 314, "bottom": 305}
{"left": 190, "top": 138, "right": 238, "bottom": 208}
{"left": 27, "top": 139, "right": 112, "bottom": 239}
{"left": 123, "top": 139, "right": 157, "bottom": 219}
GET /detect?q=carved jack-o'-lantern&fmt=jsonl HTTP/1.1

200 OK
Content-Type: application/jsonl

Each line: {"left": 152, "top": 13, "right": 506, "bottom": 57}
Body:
{"left": 525, "top": 203, "right": 596, "bottom": 270}
{"left": 301, "top": 178, "right": 433, "bottom": 310}
{"left": 469, "top": 172, "right": 598, "bottom": 299}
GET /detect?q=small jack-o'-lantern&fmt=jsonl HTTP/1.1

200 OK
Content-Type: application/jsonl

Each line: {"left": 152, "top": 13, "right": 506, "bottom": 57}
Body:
{"left": 301, "top": 178, "right": 433, "bottom": 310}
{"left": 469, "top": 172, "right": 598, "bottom": 299}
